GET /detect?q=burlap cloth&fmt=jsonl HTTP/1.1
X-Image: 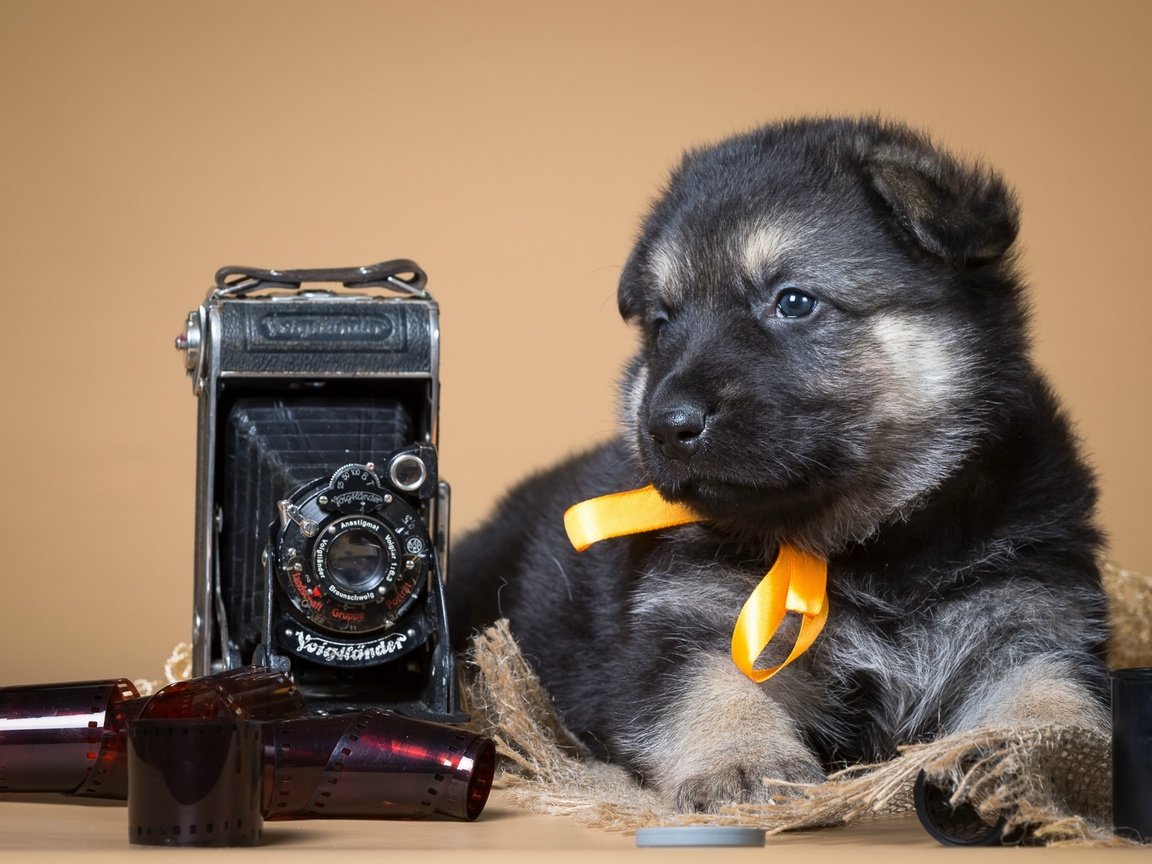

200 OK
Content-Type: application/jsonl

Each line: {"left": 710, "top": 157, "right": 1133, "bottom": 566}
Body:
{"left": 461, "top": 562, "right": 1152, "bottom": 846}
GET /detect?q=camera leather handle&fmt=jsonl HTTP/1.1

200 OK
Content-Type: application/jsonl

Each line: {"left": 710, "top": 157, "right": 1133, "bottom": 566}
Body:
{"left": 214, "top": 259, "right": 428, "bottom": 298}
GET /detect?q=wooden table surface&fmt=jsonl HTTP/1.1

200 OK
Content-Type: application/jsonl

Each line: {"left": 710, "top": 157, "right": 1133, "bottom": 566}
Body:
{"left": 0, "top": 788, "right": 1143, "bottom": 862}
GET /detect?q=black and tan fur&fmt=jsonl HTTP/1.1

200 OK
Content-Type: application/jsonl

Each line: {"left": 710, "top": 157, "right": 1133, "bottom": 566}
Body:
{"left": 448, "top": 117, "right": 1109, "bottom": 811}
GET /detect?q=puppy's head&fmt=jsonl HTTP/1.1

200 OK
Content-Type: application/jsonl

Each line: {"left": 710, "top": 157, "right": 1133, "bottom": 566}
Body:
{"left": 618, "top": 118, "right": 1026, "bottom": 553}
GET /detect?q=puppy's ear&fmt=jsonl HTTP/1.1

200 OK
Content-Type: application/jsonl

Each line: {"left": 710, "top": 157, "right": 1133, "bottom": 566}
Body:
{"left": 865, "top": 138, "right": 1020, "bottom": 267}
{"left": 618, "top": 245, "right": 647, "bottom": 321}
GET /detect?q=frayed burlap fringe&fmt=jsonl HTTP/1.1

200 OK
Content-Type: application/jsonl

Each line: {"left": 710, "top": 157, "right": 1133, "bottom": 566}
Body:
{"left": 462, "top": 560, "right": 1151, "bottom": 846}
{"left": 1104, "top": 561, "right": 1152, "bottom": 670}
{"left": 134, "top": 642, "right": 194, "bottom": 697}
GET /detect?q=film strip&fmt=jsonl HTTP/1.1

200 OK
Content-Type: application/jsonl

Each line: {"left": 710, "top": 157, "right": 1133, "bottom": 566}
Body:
{"left": 0, "top": 678, "right": 139, "bottom": 796}
{"left": 264, "top": 710, "right": 495, "bottom": 821}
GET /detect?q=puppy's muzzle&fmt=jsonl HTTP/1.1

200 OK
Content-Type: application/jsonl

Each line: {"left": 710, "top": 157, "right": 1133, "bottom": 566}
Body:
{"left": 648, "top": 403, "right": 707, "bottom": 462}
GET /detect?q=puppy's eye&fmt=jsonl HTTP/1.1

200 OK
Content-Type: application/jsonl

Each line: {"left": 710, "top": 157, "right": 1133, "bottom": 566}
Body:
{"left": 774, "top": 290, "right": 817, "bottom": 318}
{"left": 649, "top": 314, "right": 669, "bottom": 344}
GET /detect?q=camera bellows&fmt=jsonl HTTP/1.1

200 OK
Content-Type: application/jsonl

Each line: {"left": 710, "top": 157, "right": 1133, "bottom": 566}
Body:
{"left": 264, "top": 710, "right": 496, "bottom": 821}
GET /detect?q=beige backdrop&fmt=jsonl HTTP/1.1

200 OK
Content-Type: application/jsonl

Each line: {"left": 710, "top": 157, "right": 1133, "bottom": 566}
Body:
{"left": 0, "top": 0, "right": 1148, "bottom": 684}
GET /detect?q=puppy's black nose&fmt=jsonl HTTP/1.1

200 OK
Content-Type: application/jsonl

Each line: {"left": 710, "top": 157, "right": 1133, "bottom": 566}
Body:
{"left": 649, "top": 406, "right": 707, "bottom": 462}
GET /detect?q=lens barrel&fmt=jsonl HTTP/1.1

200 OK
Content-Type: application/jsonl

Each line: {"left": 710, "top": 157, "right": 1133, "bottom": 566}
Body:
{"left": 325, "top": 526, "right": 389, "bottom": 594}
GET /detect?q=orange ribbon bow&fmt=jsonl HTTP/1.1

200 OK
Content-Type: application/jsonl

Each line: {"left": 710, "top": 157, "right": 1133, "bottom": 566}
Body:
{"left": 563, "top": 485, "right": 828, "bottom": 682}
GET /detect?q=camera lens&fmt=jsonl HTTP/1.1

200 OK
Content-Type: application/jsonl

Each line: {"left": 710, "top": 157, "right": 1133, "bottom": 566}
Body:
{"left": 326, "top": 528, "right": 387, "bottom": 594}
{"left": 276, "top": 487, "right": 426, "bottom": 640}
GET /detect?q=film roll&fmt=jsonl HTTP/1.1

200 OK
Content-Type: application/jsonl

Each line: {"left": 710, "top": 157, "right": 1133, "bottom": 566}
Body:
{"left": 0, "top": 678, "right": 141, "bottom": 797}
{"left": 264, "top": 709, "right": 496, "bottom": 820}
{"left": 128, "top": 717, "right": 263, "bottom": 847}
{"left": 136, "top": 666, "right": 307, "bottom": 722}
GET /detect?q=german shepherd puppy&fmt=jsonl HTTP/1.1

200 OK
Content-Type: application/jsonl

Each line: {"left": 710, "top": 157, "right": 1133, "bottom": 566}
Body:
{"left": 448, "top": 117, "right": 1109, "bottom": 812}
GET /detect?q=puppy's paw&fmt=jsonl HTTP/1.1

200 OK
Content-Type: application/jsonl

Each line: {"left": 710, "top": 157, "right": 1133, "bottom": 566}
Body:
{"left": 622, "top": 655, "right": 825, "bottom": 812}
{"left": 671, "top": 748, "right": 824, "bottom": 812}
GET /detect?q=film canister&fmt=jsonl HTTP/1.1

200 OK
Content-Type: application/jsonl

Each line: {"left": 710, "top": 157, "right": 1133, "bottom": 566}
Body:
{"left": 1112, "top": 667, "right": 1152, "bottom": 843}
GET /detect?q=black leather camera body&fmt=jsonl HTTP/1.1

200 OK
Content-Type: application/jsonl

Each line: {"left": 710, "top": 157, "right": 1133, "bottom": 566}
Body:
{"left": 176, "top": 260, "right": 461, "bottom": 719}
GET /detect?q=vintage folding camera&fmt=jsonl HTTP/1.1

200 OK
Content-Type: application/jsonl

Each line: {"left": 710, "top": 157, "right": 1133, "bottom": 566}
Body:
{"left": 175, "top": 260, "right": 462, "bottom": 719}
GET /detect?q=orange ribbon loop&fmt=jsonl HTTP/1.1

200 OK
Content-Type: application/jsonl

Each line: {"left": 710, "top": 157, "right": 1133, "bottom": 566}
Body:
{"left": 730, "top": 545, "right": 827, "bottom": 682}
{"left": 563, "top": 486, "right": 701, "bottom": 551}
{"left": 562, "top": 485, "right": 829, "bottom": 683}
